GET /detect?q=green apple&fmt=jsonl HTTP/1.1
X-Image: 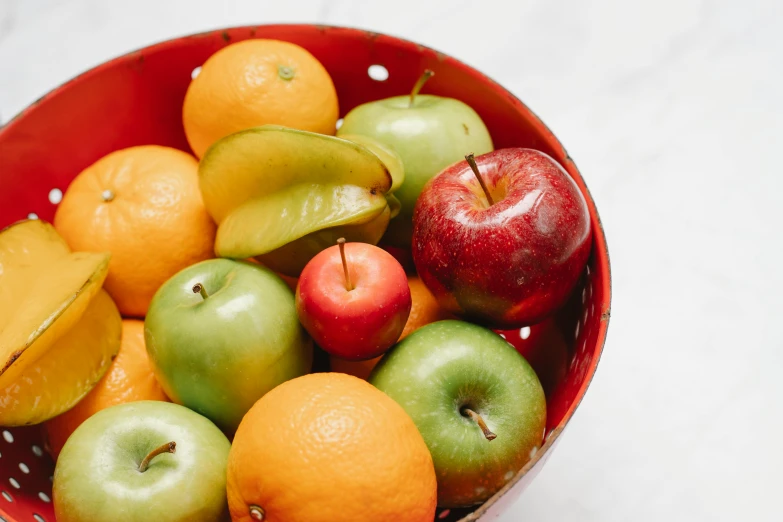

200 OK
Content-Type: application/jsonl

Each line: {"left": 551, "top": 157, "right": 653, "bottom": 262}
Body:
{"left": 145, "top": 258, "right": 312, "bottom": 433}
{"left": 53, "top": 401, "right": 230, "bottom": 522}
{"left": 337, "top": 70, "right": 494, "bottom": 247}
{"left": 369, "top": 320, "right": 546, "bottom": 507}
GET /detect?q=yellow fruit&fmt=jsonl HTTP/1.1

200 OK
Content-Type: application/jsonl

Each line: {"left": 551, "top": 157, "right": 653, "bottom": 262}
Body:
{"left": 0, "top": 220, "right": 109, "bottom": 385}
{"left": 216, "top": 182, "right": 387, "bottom": 259}
{"left": 183, "top": 39, "right": 339, "bottom": 158}
{"left": 226, "top": 373, "right": 437, "bottom": 522}
{"left": 338, "top": 133, "right": 405, "bottom": 192}
{"left": 199, "top": 126, "right": 392, "bottom": 223}
{"left": 0, "top": 220, "right": 120, "bottom": 426}
{"left": 256, "top": 205, "right": 392, "bottom": 275}
{"left": 1, "top": 290, "right": 120, "bottom": 426}
{"left": 199, "top": 126, "right": 401, "bottom": 275}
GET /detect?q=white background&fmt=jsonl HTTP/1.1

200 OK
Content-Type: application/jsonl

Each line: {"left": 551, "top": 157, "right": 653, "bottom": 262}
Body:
{"left": 1, "top": 1, "right": 781, "bottom": 521}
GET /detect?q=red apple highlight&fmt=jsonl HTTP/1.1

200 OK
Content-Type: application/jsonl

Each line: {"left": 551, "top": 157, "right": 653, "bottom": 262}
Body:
{"left": 412, "top": 148, "right": 591, "bottom": 328}
{"left": 296, "top": 240, "right": 412, "bottom": 360}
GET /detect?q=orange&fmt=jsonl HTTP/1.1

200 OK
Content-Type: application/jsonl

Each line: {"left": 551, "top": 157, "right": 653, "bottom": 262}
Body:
{"left": 183, "top": 39, "right": 339, "bottom": 158}
{"left": 53, "top": 146, "right": 216, "bottom": 317}
{"left": 246, "top": 257, "right": 298, "bottom": 292}
{"left": 226, "top": 373, "right": 437, "bottom": 522}
{"left": 329, "top": 355, "right": 380, "bottom": 381}
{"left": 45, "top": 319, "right": 168, "bottom": 459}
{"left": 330, "top": 275, "right": 454, "bottom": 379}
{"left": 401, "top": 275, "right": 457, "bottom": 339}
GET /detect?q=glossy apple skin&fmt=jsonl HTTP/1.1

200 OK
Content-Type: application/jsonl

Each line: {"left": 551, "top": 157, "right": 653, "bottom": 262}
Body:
{"left": 145, "top": 259, "right": 312, "bottom": 433}
{"left": 369, "top": 320, "right": 546, "bottom": 508}
{"left": 337, "top": 94, "right": 493, "bottom": 248}
{"left": 296, "top": 242, "right": 411, "bottom": 360}
{"left": 53, "top": 401, "right": 230, "bottom": 522}
{"left": 412, "top": 148, "right": 591, "bottom": 328}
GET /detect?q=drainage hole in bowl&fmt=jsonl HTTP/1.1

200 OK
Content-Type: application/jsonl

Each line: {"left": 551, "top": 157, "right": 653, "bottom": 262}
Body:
{"left": 38, "top": 492, "right": 51, "bottom": 503}
{"left": 1, "top": 490, "right": 11, "bottom": 502}
{"left": 8, "top": 477, "right": 19, "bottom": 489}
{"left": 336, "top": 118, "right": 344, "bottom": 130}
{"left": 368, "top": 64, "right": 389, "bottom": 81}
{"left": 192, "top": 66, "right": 202, "bottom": 79}
{"left": 34, "top": 515, "right": 46, "bottom": 522}
{"left": 27, "top": 213, "right": 38, "bottom": 220}
{"left": 48, "top": 188, "right": 63, "bottom": 204}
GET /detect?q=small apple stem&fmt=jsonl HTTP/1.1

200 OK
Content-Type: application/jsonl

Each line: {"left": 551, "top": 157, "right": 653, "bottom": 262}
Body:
{"left": 337, "top": 238, "right": 353, "bottom": 291}
{"left": 138, "top": 441, "right": 176, "bottom": 472}
{"left": 462, "top": 408, "right": 497, "bottom": 441}
{"left": 409, "top": 69, "right": 435, "bottom": 108}
{"left": 192, "top": 283, "right": 209, "bottom": 300}
{"left": 465, "top": 154, "right": 494, "bottom": 206}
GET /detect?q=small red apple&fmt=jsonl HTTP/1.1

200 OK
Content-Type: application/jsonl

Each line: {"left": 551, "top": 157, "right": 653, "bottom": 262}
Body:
{"left": 412, "top": 148, "right": 591, "bottom": 328}
{"left": 296, "top": 239, "right": 412, "bottom": 360}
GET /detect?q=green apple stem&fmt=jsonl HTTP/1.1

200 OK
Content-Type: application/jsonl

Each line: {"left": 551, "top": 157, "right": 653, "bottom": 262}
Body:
{"left": 138, "top": 441, "right": 176, "bottom": 473}
{"left": 462, "top": 408, "right": 497, "bottom": 441}
{"left": 337, "top": 238, "right": 354, "bottom": 291}
{"left": 192, "top": 283, "right": 209, "bottom": 300}
{"left": 465, "top": 153, "right": 495, "bottom": 206}
{"left": 101, "top": 189, "right": 115, "bottom": 202}
{"left": 409, "top": 69, "right": 435, "bottom": 108}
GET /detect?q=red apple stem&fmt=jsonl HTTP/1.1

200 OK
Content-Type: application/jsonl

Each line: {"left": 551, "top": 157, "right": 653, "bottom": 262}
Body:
{"left": 337, "top": 238, "right": 354, "bottom": 291}
{"left": 465, "top": 153, "right": 494, "bottom": 206}
{"left": 462, "top": 408, "right": 497, "bottom": 441}
{"left": 409, "top": 69, "right": 435, "bottom": 108}
{"left": 138, "top": 441, "right": 176, "bottom": 473}
{"left": 192, "top": 283, "right": 209, "bottom": 300}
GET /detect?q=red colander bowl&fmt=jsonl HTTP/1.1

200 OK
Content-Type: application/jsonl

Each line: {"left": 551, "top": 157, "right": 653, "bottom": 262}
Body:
{"left": 0, "top": 24, "right": 611, "bottom": 522}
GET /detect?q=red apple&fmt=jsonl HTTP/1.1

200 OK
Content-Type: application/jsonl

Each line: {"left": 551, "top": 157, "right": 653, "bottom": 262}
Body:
{"left": 296, "top": 239, "right": 412, "bottom": 360}
{"left": 412, "top": 148, "right": 591, "bottom": 328}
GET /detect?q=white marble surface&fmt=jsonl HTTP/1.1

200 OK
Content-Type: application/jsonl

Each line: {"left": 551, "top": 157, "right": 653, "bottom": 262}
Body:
{"left": 1, "top": 1, "right": 781, "bottom": 520}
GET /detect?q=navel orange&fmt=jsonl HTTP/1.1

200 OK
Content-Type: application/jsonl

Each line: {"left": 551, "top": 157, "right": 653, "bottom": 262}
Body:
{"left": 183, "top": 39, "right": 339, "bottom": 158}
{"left": 53, "top": 146, "right": 216, "bottom": 317}
{"left": 226, "top": 372, "right": 437, "bottom": 522}
{"left": 45, "top": 319, "right": 169, "bottom": 459}
{"left": 330, "top": 275, "right": 454, "bottom": 379}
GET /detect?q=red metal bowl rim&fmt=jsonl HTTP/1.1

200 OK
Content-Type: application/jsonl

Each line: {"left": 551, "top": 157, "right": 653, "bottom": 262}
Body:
{"left": 0, "top": 24, "right": 611, "bottom": 519}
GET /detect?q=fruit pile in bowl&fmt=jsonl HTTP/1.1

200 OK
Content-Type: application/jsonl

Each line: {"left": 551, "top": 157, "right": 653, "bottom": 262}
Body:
{"left": 0, "top": 25, "right": 610, "bottom": 522}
